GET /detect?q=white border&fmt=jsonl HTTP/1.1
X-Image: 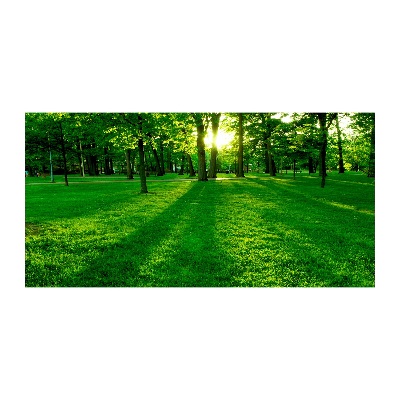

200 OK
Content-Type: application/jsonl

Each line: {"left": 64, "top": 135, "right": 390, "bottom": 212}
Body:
{"left": 2, "top": 1, "right": 399, "bottom": 399}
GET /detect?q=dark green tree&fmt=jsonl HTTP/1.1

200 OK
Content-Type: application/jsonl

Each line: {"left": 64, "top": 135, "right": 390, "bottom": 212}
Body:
{"left": 191, "top": 113, "right": 209, "bottom": 181}
{"left": 208, "top": 113, "right": 221, "bottom": 178}
{"left": 349, "top": 113, "right": 375, "bottom": 177}
{"left": 335, "top": 114, "right": 345, "bottom": 173}
{"left": 236, "top": 113, "right": 245, "bottom": 177}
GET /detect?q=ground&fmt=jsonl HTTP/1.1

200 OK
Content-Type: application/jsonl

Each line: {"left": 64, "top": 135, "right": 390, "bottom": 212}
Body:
{"left": 25, "top": 172, "right": 375, "bottom": 287}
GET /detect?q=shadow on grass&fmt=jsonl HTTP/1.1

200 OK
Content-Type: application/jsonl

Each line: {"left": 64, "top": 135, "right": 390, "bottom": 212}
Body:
{"left": 59, "top": 181, "right": 237, "bottom": 287}
{"left": 242, "top": 177, "right": 374, "bottom": 286}
{"left": 28, "top": 176, "right": 375, "bottom": 287}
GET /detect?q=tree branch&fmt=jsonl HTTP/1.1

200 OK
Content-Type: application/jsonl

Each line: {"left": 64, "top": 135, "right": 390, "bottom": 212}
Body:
{"left": 327, "top": 113, "right": 338, "bottom": 129}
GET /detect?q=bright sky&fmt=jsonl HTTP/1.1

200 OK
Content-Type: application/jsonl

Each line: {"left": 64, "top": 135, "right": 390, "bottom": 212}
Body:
{"left": 204, "top": 128, "right": 235, "bottom": 149}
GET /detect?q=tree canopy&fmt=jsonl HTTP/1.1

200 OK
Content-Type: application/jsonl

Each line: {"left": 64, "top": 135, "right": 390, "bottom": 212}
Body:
{"left": 25, "top": 112, "right": 375, "bottom": 188}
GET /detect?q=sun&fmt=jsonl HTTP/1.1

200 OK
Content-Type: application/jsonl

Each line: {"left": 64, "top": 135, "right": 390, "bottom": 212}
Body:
{"left": 204, "top": 128, "right": 234, "bottom": 149}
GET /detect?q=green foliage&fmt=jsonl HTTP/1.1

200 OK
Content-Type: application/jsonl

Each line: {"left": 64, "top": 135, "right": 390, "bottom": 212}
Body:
{"left": 26, "top": 112, "right": 374, "bottom": 180}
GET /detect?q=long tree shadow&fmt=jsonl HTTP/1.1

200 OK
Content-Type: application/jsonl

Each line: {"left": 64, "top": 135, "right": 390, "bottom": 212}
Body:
{"left": 37, "top": 176, "right": 374, "bottom": 287}
{"left": 26, "top": 182, "right": 200, "bottom": 286}
{"left": 59, "top": 181, "right": 237, "bottom": 287}
{"left": 238, "top": 177, "right": 374, "bottom": 286}
{"left": 130, "top": 180, "right": 239, "bottom": 286}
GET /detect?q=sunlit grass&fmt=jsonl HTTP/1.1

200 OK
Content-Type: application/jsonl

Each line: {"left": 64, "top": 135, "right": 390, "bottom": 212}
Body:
{"left": 25, "top": 172, "right": 375, "bottom": 287}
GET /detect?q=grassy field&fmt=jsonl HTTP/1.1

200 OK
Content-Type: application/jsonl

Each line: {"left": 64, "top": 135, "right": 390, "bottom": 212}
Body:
{"left": 25, "top": 172, "right": 375, "bottom": 287}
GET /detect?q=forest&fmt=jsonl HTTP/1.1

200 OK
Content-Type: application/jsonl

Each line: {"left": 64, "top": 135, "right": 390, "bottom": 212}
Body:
{"left": 25, "top": 112, "right": 375, "bottom": 287}
{"left": 25, "top": 112, "right": 375, "bottom": 189}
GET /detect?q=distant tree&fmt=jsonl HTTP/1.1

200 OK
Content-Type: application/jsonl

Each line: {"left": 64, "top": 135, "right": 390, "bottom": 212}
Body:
{"left": 25, "top": 113, "right": 52, "bottom": 176}
{"left": 25, "top": 112, "right": 79, "bottom": 186}
{"left": 119, "top": 113, "right": 149, "bottom": 193}
{"left": 162, "top": 113, "right": 197, "bottom": 177}
{"left": 137, "top": 114, "right": 149, "bottom": 193}
{"left": 350, "top": 113, "right": 375, "bottom": 177}
{"left": 314, "top": 113, "right": 337, "bottom": 188}
{"left": 260, "top": 113, "right": 281, "bottom": 176}
{"left": 236, "top": 113, "right": 245, "bottom": 177}
{"left": 335, "top": 114, "right": 345, "bottom": 173}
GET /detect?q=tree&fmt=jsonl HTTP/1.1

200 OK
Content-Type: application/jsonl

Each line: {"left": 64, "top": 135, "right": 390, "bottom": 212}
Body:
{"left": 25, "top": 113, "right": 52, "bottom": 177}
{"left": 191, "top": 113, "right": 209, "bottom": 181}
{"left": 26, "top": 112, "right": 374, "bottom": 190}
{"left": 290, "top": 113, "right": 320, "bottom": 174}
{"left": 137, "top": 114, "right": 149, "bottom": 193}
{"left": 57, "top": 119, "right": 69, "bottom": 185}
{"left": 118, "top": 113, "right": 149, "bottom": 193}
{"left": 260, "top": 113, "right": 280, "bottom": 176}
{"left": 236, "top": 113, "right": 245, "bottom": 177}
{"left": 158, "top": 113, "right": 197, "bottom": 177}
{"left": 368, "top": 115, "right": 375, "bottom": 178}
{"left": 315, "top": 113, "right": 337, "bottom": 188}
{"left": 208, "top": 113, "right": 221, "bottom": 178}
{"left": 335, "top": 114, "right": 345, "bottom": 173}
{"left": 25, "top": 112, "right": 80, "bottom": 186}
{"left": 349, "top": 113, "right": 375, "bottom": 177}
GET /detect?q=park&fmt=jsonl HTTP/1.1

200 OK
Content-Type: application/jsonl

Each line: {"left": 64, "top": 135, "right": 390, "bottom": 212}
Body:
{"left": 25, "top": 113, "right": 375, "bottom": 287}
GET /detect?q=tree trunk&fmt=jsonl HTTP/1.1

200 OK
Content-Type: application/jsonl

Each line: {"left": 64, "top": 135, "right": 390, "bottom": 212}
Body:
{"left": 208, "top": 113, "right": 220, "bottom": 178}
{"left": 293, "top": 159, "right": 296, "bottom": 180}
{"left": 86, "top": 155, "right": 97, "bottom": 176}
{"left": 166, "top": 147, "right": 173, "bottom": 173}
{"left": 236, "top": 113, "right": 245, "bottom": 177}
{"left": 261, "top": 114, "right": 275, "bottom": 175}
{"left": 265, "top": 114, "right": 276, "bottom": 176}
{"left": 104, "top": 147, "right": 113, "bottom": 175}
{"left": 263, "top": 131, "right": 270, "bottom": 174}
{"left": 159, "top": 139, "right": 165, "bottom": 175}
{"left": 271, "top": 158, "right": 277, "bottom": 174}
{"left": 178, "top": 154, "right": 185, "bottom": 175}
{"left": 267, "top": 139, "right": 276, "bottom": 176}
{"left": 367, "top": 115, "right": 375, "bottom": 177}
{"left": 110, "top": 158, "right": 114, "bottom": 174}
{"left": 317, "top": 113, "right": 333, "bottom": 188}
{"left": 318, "top": 112, "right": 337, "bottom": 187}
{"left": 145, "top": 132, "right": 164, "bottom": 176}
{"left": 192, "top": 113, "right": 208, "bottom": 181}
{"left": 186, "top": 154, "right": 196, "bottom": 177}
{"left": 125, "top": 149, "right": 133, "bottom": 179}
{"left": 77, "top": 139, "right": 85, "bottom": 177}
{"left": 308, "top": 156, "right": 313, "bottom": 174}
{"left": 197, "top": 125, "right": 207, "bottom": 180}
{"left": 146, "top": 150, "right": 154, "bottom": 173}
{"left": 335, "top": 114, "right": 345, "bottom": 173}
{"left": 138, "top": 115, "right": 148, "bottom": 193}
{"left": 138, "top": 139, "right": 148, "bottom": 193}
{"left": 59, "top": 122, "right": 69, "bottom": 186}
{"left": 317, "top": 113, "right": 328, "bottom": 187}
{"left": 151, "top": 145, "right": 163, "bottom": 176}
{"left": 77, "top": 155, "right": 83, "bottom": 177}
{"left": 314, "top": 159, "right": 318, "bottom": 174}
{"left": 86, "top": 156, "right": 93, "bottom": 175}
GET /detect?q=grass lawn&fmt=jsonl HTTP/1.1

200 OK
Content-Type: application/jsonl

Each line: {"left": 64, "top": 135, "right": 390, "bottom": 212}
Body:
{"left": 25, "top": 172, "right": 375, "bottom": 287}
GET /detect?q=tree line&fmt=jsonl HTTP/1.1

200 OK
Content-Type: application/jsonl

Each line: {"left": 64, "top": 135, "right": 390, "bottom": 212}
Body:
{"left": 25, "top": 112, "right": 375, "bottom": 191}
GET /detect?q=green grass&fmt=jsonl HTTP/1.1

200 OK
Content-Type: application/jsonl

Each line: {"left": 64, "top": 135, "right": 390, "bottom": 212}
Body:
{"left": 25, "top": 171, "right": 233, "bottom": 185}
{"left": 25, "top": 172, "right": 375, "bottom": 287}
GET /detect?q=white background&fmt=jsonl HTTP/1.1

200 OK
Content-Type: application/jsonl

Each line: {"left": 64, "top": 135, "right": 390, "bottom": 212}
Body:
{"left": 1, "top": 1, "right": 399, "bottom": 399}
